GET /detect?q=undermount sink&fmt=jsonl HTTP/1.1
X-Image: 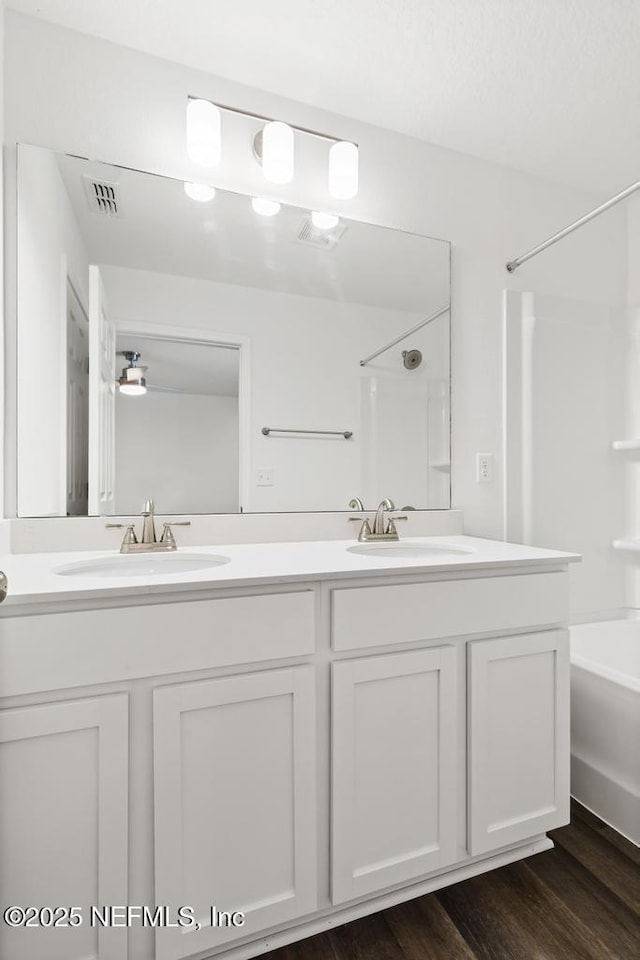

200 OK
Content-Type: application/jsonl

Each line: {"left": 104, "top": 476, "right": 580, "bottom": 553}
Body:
{"left": 347, "top": 542, "right": 472, "bottom": 559}
{"left": 55, "top": 553, "right": 231, "bottom": 578}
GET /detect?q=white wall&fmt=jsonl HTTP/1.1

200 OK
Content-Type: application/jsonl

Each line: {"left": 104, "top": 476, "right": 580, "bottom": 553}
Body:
{"left": 2, "top": 12, "right": 627, "bottom": 545}
{"left": 16, "top": 143, "right": 89, "bottom": 515}
{"left": 0, "top": 5, "right": 4, "bottom": 520}
{"left": 115, "top": 390, "right": 238, "bottom": 515}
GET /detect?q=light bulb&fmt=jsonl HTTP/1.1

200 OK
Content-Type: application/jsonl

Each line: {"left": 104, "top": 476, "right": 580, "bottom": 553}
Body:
{"left": 252, "top": 197, "right": 281, "bottom": 217}
{"left": 184, "top": 182, "right": 216, "bottom": 202}
{"left": 186, "top": 98, "right": 221, "bottom": 167}
{"left": 328, "top": 141, "right": 359, "bottom": 199}
{"left": 311, "top": 211, "right": 339, "bottom": 230}
{"left": 262, "top": 121, "right": 294, "bottom": 184}
{"left": 119, "top": 382, "right": 147, "bottom": 397}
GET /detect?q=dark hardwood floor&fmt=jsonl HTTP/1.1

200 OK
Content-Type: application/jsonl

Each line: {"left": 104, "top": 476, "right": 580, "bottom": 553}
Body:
{"left": 265, "top": 802, "right": 640, "bottom": 960}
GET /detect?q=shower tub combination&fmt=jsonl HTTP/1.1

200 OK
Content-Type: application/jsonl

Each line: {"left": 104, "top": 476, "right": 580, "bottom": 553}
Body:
{"left": 570, "top": 618, "right": 640, "bottom": 844}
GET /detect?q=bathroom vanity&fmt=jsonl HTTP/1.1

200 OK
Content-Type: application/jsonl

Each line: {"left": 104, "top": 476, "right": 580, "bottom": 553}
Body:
{"left": 0, "top": 535, "right": 578, "bottom": 960}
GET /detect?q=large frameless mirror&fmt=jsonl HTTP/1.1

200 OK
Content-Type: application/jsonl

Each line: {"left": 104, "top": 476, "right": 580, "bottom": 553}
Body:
{"left": 16, "top": 144, "right": 451, "bottom": 516}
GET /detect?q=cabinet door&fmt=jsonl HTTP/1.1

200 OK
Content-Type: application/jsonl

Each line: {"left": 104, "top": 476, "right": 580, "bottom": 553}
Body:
{"left": 153, "top": 666, "right": 317, "bottom": 960}
{"left": 468, "top": 629, "right": 570, "bottom": 855}
{"left": 0, "top": 694, "right": 129, "bottom": 960}
{"left": 331, "top": 646, "right": 458, "bottom": 905}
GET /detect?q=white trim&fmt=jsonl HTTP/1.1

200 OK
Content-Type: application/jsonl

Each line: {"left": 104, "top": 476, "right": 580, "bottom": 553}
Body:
{"left": 59, "top": 254, "right": 69, "bottom": 515}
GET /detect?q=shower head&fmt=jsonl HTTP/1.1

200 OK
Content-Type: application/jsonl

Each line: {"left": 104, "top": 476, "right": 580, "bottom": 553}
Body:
{"left": 402, "top": 349, "right": 422, "bottom": 370}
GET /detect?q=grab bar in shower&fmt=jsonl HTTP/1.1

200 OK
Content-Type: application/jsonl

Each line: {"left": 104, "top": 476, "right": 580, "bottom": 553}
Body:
{"left": 262, "top": 427, "right": 353, "bottom": 439}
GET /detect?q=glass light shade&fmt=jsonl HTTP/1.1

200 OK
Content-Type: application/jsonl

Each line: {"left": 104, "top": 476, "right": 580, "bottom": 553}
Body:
{"left": 186, "top": 98, "right": 221, "bottom": 167}
{"left": 119, "top": 380, "right": 146, "bottom": 396}
{"left": 311, "top": 211, "right": 339, "bottom": 230}
{"left": 184, "top": 182, "right": 216, "bottom": 202}
{"left": 262, "top": 121, "right": 294, "bottom": 184}
{"left": 252, "top": 197, "right": 281, "bottom": 217}
{"left": 328, "top": 141, "right": 359, "bottom": 199}
{"left": 118, "top": 365, "right": 146, "bottom": 395}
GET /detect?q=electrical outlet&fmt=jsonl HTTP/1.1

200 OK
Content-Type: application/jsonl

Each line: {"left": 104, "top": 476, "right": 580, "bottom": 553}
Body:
{"left": 255, "top": 468, "right": 274, "bottom": 486}
{"left": 476, "top": 453, "right": 493, "bottom": 483}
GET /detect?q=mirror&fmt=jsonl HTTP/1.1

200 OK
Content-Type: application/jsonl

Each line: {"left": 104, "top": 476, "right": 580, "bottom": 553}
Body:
{"left": 16, "top": 144, "right": 450, "bottom": 517}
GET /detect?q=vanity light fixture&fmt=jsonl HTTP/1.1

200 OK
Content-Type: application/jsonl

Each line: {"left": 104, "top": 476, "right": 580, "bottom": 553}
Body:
{"left": 328, "top": 141, "right": 359, "bottom": 200}
{"left": 311, "top": 211, "right": 340, "bottom": 230}
{"left": 187, "top": 97, "right": 359, "bottom": 198}
{"left": 260, "top": 121, "right": 295, "bottom": 184}
{"left": 186, "top": 98, "right": 222, "bottom": 167}
{"left": 184, "top": 182, "right": 216, "bottom": 202}
{"left": 252, "top": 197, "right": 281, "bottom": 217}
{"left": 117, "top": 351, "right": 147, "bottom": 396}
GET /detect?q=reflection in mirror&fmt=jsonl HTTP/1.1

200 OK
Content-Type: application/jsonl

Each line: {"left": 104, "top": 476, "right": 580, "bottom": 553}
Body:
{"left": 114, "top": 335, "right": 239, "bottom": 516}
{"left": 16, "top": 144, "right": 451, "bottom": 517}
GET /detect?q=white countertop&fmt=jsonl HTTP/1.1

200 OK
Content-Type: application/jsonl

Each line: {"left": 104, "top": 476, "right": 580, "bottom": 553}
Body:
{"left": 0, "top": 536, "right": 580, "bottom": 611}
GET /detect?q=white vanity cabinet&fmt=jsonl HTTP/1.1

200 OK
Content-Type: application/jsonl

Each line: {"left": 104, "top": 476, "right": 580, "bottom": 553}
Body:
{"left": 152, "top": 666, "right": 318, "bottom": 960}
{"left": 0, "top": 693, "right": 129, "bottom": 960}
{"left": 331, "top": 646, "right": 458, "bottom": 904}
{"left": 468, "top": 629, "right": 570, "bottom": 855}
{"left": 0, "top": 549, "right": 574, "bottom": 960}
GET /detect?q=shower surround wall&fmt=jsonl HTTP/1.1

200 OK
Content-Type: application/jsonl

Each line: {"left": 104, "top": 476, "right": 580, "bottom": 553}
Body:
{"left": 503, "top": 291, "right": 627, "bottom": 617}
{"left": 624, "top": 195, "right": 640, "bottom": 609}
{"left": 1, "top": 11, "right": 628, "bottom": 611}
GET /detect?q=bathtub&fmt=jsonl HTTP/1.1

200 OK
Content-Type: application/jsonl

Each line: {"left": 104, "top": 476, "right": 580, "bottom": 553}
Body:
{"left": 570, "top": 618, "right": 640, "bottom": 845}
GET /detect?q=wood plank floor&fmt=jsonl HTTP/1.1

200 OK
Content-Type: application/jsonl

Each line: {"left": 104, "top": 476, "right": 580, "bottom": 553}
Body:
{"left": 265, "top": 802, "right": 640, "bottom": 960}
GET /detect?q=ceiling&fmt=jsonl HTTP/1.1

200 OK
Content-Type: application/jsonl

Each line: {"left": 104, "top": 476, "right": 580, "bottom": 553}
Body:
{"left": 50, "top": 149, "right": 449, "bottom": 313}
{"left": 6, "top": 0, "right": 640, "bottom": 196}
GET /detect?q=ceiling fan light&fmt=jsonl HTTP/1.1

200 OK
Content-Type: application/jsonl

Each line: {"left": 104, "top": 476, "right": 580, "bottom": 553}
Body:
{"left": 262, "top": 121, "right": 294, "bottom": 184}
{"left": 329, "top": 141, "right": 358, "bottom": 199}
{"left": 186, "top": 98, "right": 221, "bottom": 167}
{"left": 118, "top": 350, "right": 147, "bottom": 395}
{"left": 119, "top": 377, "right": 147, "bottom": 396}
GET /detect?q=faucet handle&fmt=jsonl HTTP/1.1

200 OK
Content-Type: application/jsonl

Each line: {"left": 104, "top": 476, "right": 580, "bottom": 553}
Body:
{"left": 105, "top": 523, "right": 138, "bottom": 545}
{"left": 386, "top": 516, "right": 407, "bottom": 536}
{"left": 159, "top": 521, "right": 191, "bottom": 547}
{"left": 347, "top": 517, "right": 373, "bottom": 541}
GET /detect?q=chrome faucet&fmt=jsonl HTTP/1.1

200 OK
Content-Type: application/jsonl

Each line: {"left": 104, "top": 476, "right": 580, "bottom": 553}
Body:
{"left": 372, "top": 497, "right": 395, "bottom": 535}
{"left": 349, "top": 498, "right": 407, "bottom": 542}
{"left": 106, "top": 499, "right": 191, "bottom": 553}
{"left": 141, "top": 499, "right": 160, "bottom": 543}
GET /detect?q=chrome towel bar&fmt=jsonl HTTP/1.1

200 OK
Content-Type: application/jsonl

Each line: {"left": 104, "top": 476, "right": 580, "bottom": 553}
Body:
{"left": 262, "top": 427, "right": 353, "bottom": 439}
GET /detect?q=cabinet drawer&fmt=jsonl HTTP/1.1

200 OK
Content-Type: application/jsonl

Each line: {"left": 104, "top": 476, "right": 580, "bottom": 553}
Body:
{"left": 0, "top": 590, "right": 315, "bottom": 697}
{"left": 331, "top": 572, "right": 568, "bottom": 650}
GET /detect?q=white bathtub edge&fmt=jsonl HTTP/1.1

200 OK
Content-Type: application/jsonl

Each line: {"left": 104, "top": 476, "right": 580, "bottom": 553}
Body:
{"left": 571, "top": 655, "right": 640, "bottom": 694}
{"left": 571, "top": 755, "right": 640, "bottom": 847}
